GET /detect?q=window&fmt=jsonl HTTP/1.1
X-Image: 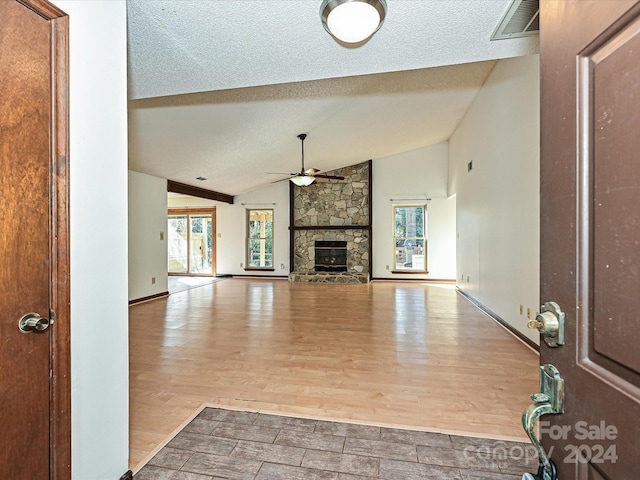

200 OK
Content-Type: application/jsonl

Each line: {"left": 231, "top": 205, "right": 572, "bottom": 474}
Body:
{"left": 394, "top": 205, "right": 427, "bottom": 272}
{"left": 246, "top": 209, "right": 273, "bottom": 269}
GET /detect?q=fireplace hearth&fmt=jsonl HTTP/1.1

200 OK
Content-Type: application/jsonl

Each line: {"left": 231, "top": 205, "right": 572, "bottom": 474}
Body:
{"left": 315, "top": 241, "right": 347, "bottom": 272}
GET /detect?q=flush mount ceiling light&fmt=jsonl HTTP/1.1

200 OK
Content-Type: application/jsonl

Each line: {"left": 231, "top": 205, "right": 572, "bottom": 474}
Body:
{"left": 320, "top": 0, "right": 387, "bottom": 43}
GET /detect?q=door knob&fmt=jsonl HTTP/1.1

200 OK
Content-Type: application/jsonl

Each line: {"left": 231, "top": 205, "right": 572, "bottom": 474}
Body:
{"left": 18, "top": 311, "right": 54, "bottom": 333}
{"left": 527, "top": 301, "right": 565, "bottom": 347}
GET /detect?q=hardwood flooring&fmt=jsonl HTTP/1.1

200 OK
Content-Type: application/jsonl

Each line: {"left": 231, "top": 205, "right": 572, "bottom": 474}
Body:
{"left": 129, "top": 279, "right": 539, "bottom": 471}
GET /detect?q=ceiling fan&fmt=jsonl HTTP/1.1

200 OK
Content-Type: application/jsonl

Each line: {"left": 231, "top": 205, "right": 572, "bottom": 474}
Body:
{"left": 269, "top": 133, "right": 345, "bottom": 186}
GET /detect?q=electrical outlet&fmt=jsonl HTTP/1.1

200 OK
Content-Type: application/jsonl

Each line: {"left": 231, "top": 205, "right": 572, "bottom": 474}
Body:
{"left": 280, "top": 263, "right": 285, "bottom": 270}
{"left": 240, "top": 262, "right": 243, "bottom": 268}
{"left": 466, "top": 276, "right": 469, "bottom": 282}
{"left": 217, "top": 233, "right": 222, "bottom": 237}
{"left": 151, "top": 277, "right": 156, "bottom": 285}
{"left": 159, "top": 231, "right": 165, "bottom": 241}
{"left": 386, "top": 265, "right": 390, "bottom": 270}
{"left": 527, "top": 307, "right": 531, "bottom": 319}
{"left": 519, "top": 305, "right": 524, "bottom": 315}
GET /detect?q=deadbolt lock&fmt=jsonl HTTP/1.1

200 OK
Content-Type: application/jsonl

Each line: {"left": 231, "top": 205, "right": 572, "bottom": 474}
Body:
{"left": 527, "top": 301, "right": 565, "bottom": 347}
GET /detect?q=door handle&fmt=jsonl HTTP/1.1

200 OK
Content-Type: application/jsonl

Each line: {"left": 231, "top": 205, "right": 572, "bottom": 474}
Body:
{"left": 522, "top": 461, "right": 558, "bottom": 480}
{"left": 522, "top": 364, "right": 564, "bottom": 480}
{"left": 18, "top": 310, "right": 55, "bottom": 333}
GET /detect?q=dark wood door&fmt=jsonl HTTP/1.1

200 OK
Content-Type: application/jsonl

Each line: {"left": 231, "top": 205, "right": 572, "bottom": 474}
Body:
{"left": 0, "top": 1, "right": 70, "bottom": 478}
{"left": 540, "top": 0, "right": 640, "bottom": 478}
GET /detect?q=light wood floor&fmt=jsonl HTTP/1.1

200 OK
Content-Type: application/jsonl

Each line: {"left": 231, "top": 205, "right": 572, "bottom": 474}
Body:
{"left": 129, "top": 278, "right": 539, "bottom": 470}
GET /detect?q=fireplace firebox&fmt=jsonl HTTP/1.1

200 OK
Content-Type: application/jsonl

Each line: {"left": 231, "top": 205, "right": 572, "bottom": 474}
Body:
{"left": 315, "top": 241, "right": 347, "bottom": 272}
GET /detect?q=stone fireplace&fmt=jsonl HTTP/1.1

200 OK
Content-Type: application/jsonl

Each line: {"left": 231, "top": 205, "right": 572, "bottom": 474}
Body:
{"left": 288, "top": 161, "right": 371, "bottom": 284}
{"left": 315, "top": 241, "right": 347, "bottom": 272}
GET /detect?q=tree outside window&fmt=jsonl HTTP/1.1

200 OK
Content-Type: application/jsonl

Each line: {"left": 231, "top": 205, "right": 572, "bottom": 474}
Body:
{"left": 394, "top": 205, "right": 427, "bottom": 272}
{"left": 247, "top": 209, "right": 273, "bottom": 269}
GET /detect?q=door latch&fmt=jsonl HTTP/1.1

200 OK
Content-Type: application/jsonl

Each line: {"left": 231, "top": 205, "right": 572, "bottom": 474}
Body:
{"left": 527, "top": 301, "right": 565, "bottom": 347}
{"left": 522, "top": 364, "right": 564, "bottom": 480}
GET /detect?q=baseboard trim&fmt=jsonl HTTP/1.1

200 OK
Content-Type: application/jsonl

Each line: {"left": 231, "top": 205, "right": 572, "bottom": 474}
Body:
{"left": 371, "top": 277, "right": 456, "bottom": 283}
{"left": 456, "top": 288, "right": 539, "bottom": 352}
{"left": 128, "top": 291, "right": 169, "bottom": 306}
{"left": 119, "top": 470, "right": 133, "bottom": 480}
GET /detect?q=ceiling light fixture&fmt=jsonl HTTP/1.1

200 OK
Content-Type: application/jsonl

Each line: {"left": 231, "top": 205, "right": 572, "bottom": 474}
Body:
{"left": 267, "top": 133, "right": 344, "bottom": 186}
{"left": 291, "top": 134, "right": 316, "bottom": 186}
{"left": 290, "top": 175, "right": 316, "bottom": 187}
{"left": 320, "top": 0, "right": 387, "bottom": 43}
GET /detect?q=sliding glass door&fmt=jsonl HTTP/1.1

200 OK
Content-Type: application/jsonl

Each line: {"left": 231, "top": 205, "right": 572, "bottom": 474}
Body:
{"left": 168, "top": 209, "right": 216, "bottom": 276}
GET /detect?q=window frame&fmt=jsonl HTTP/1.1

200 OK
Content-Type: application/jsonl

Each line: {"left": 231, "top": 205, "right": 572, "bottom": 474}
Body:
{"left": 245, "top": 208, "right": 274, "bottom": 271}
{"left": 392, "top": 204, "right": 428, "bottom": 274}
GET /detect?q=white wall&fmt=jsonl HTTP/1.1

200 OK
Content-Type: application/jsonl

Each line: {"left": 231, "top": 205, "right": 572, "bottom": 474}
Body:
{"left": 129, "top": 171, "right": 168, "bottom": 301}
{"left": 162, "top": 155, "right": 456, "bottom": 280}
{"left": 167, "top": 195, "right": 218, "bottom": 209}
{"left": 167, "top": 182, "right": 291, "bottom": 276}
{"left": 373, "top": 143, "right": 457, "bottom": 279}
{"left": 449, "top": 54, "right": 540, "bottom": 344}
{"left": 217, "top": 183, "right": 291, "bottom": 275}
{"left": 52, "top": 0, "right": 130, "bottom": 478}
{"left": 146, "top": 149, "right": 458, "bottom": 280}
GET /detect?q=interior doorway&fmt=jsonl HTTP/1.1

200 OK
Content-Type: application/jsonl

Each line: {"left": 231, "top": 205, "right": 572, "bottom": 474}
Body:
{"left": 168, "top": 208, "right": 216, "bottom": 276}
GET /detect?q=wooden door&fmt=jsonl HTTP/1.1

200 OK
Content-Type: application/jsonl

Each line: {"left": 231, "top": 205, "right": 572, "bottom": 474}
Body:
{"left": 539, "top": 0, "right": 640, "bottom": 478}
{"left": 0, "top": 1, "right": 70, "bottom": 478}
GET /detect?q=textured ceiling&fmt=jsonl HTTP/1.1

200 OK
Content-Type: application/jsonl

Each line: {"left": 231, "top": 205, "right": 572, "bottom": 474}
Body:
{"left": 127, "top": 0, "right": 539, "bottom": 196}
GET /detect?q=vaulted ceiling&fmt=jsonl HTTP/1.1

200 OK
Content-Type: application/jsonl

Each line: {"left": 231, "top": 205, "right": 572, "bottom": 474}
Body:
{"left": 127, "top": 0, "right": 539, "bottom": 196}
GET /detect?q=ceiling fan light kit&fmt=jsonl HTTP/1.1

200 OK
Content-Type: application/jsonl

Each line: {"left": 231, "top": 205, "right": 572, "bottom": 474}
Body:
{"left": 291, "top": 133, "right": 314, "bottom": 186}
{"left": 320, "top": 0, "right": 387, "bottom": 43}
{"left": 268, "top": 133, "right": 345, "bottom": 187}
{"left": 290, "top": 175, "right": 316, "bottom": 186}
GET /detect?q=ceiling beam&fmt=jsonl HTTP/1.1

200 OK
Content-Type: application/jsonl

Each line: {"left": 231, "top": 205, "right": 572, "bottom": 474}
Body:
{"left": 167, "top": 180, "right": 234, "bottom": 204}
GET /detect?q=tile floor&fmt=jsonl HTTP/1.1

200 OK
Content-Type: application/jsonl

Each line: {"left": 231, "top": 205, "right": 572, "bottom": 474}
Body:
{"left": 134, "top": 408, "right": 538, "bottom": 479}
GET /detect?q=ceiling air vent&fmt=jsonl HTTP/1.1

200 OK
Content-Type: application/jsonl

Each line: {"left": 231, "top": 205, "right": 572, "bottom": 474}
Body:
{"left": 491, "top": 0, "right": 539, "bottom": 40}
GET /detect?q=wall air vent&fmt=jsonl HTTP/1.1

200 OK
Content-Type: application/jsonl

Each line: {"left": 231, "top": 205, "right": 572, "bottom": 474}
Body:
{"left": 491, "top": 0, "right": 539, "bottom": 40}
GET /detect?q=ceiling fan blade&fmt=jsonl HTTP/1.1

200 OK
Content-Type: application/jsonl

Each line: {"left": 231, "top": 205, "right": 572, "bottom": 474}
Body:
{"left": 313, "top": 174, "right": 344, "bottom": 180}
{"left": 282, "top": 134, "right": 344, "bottom": 183}
{"left": 271, "top": 177, "right": 292, "bottom": 184}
